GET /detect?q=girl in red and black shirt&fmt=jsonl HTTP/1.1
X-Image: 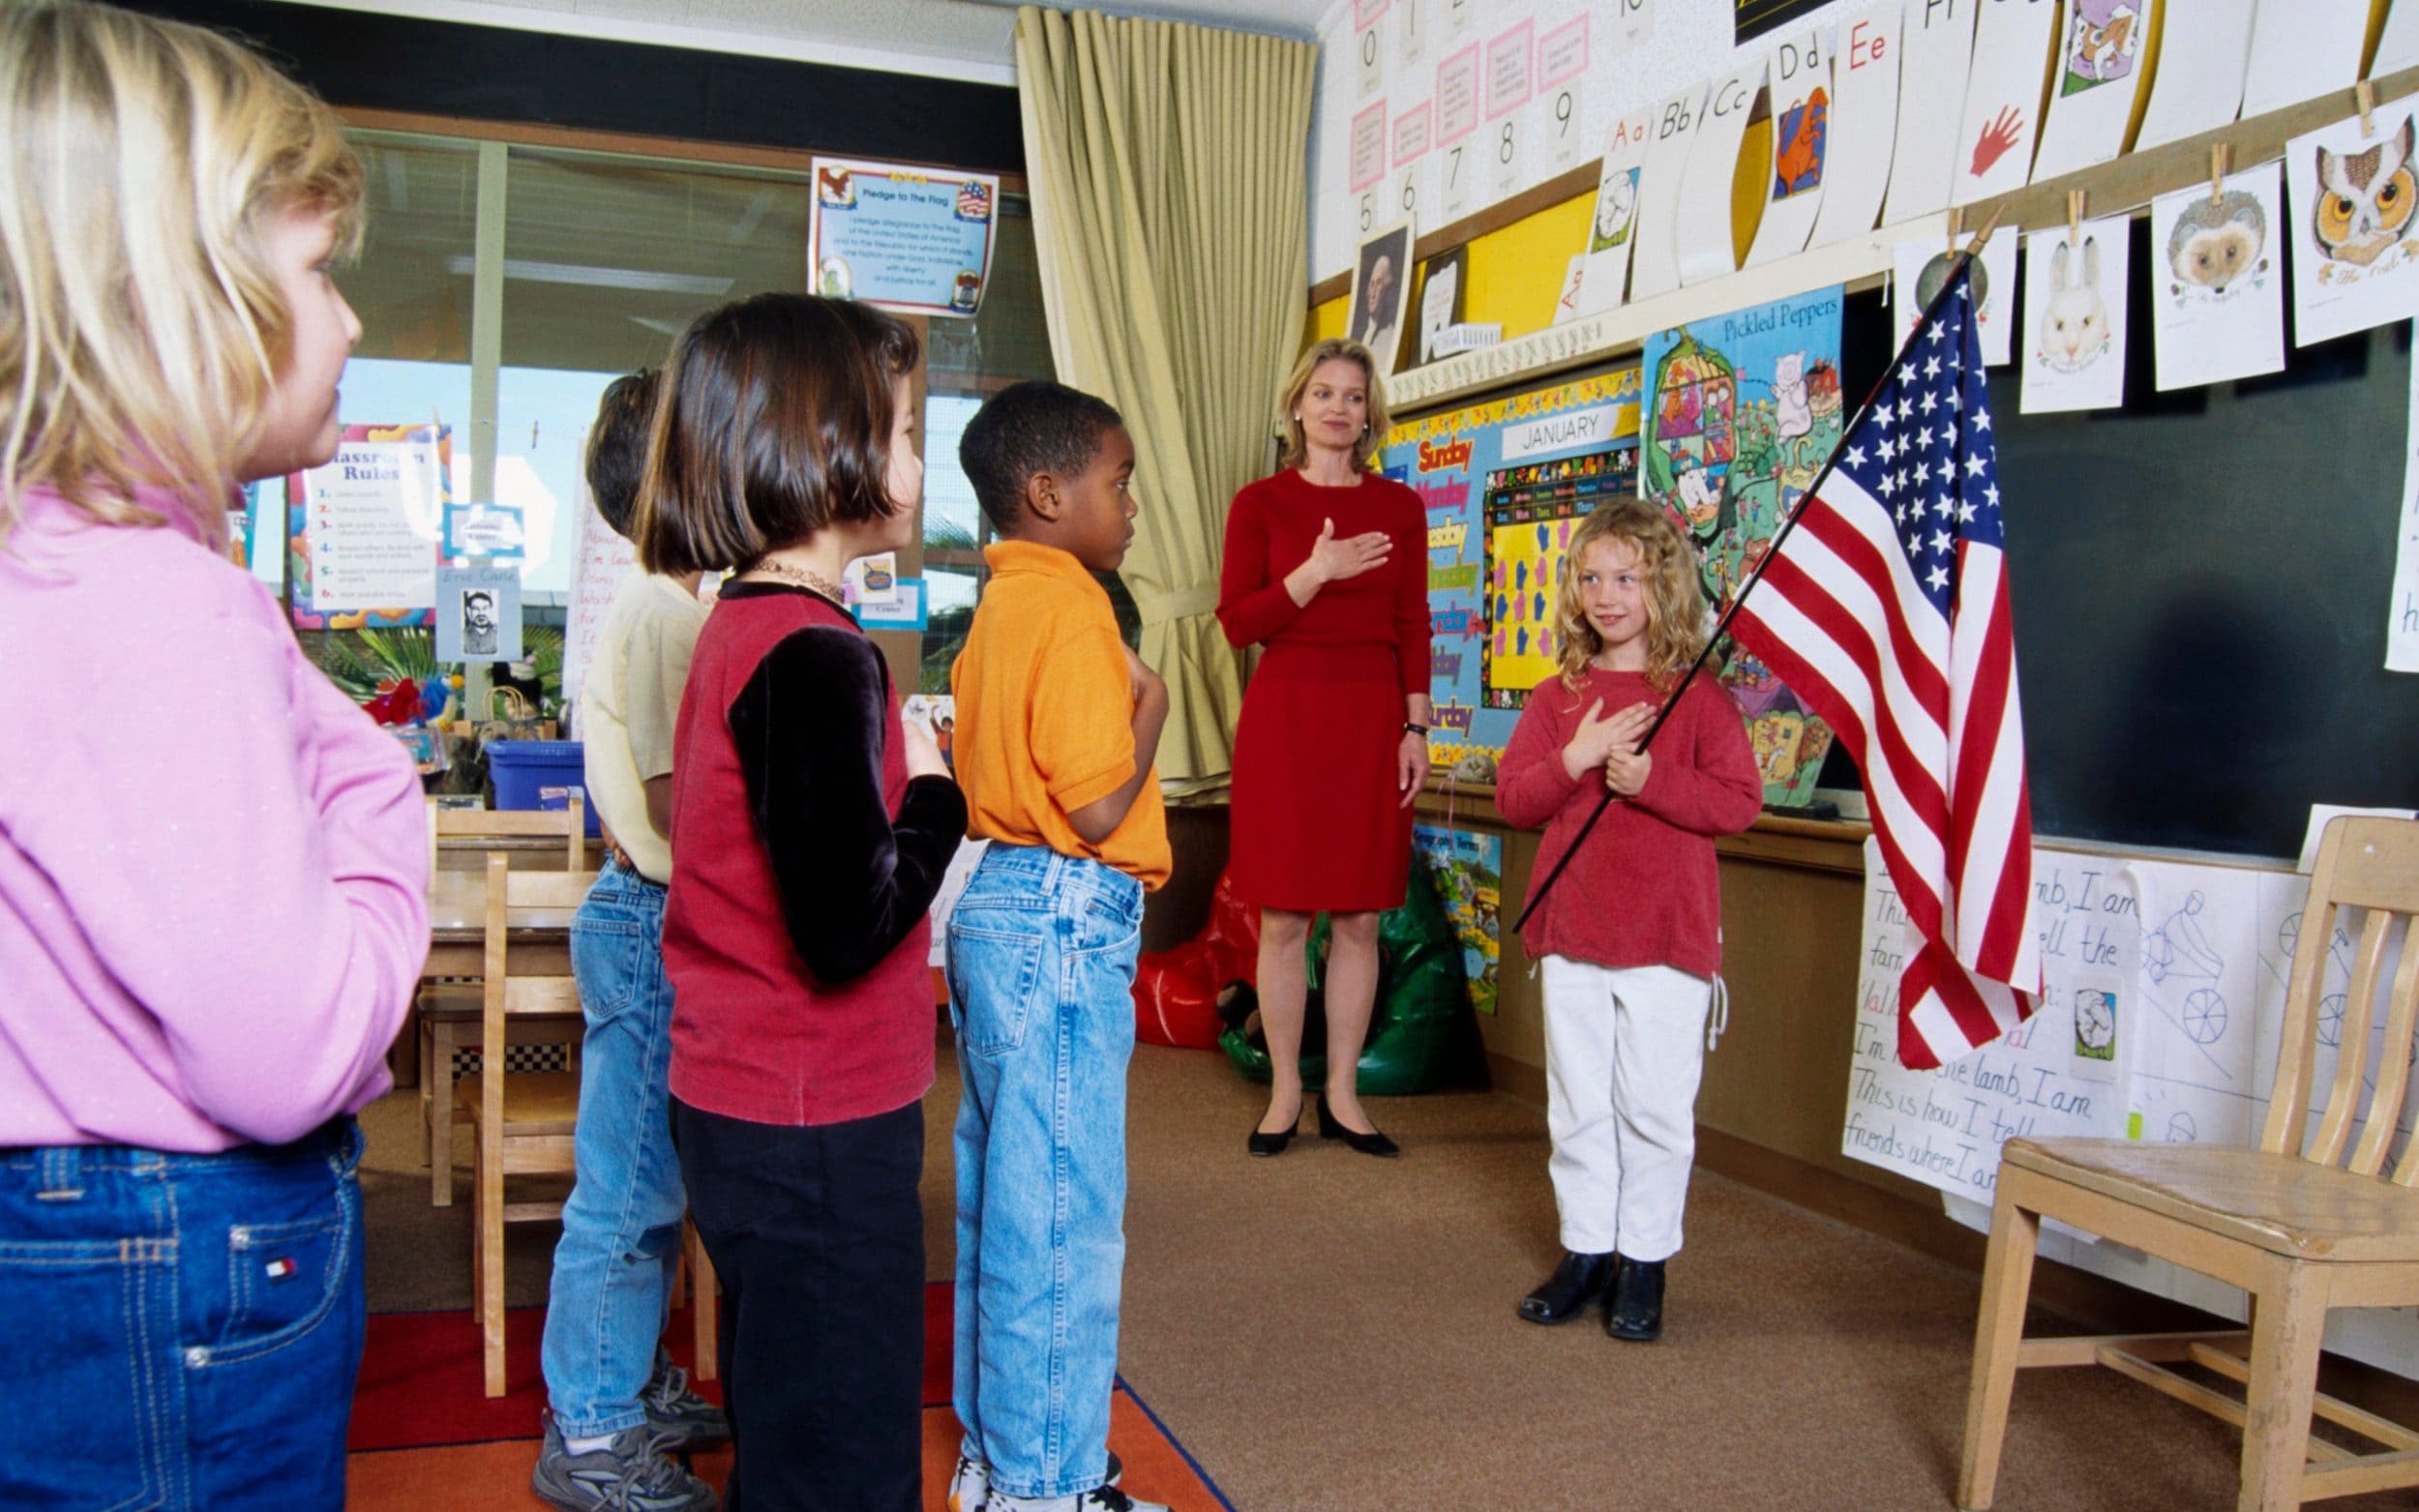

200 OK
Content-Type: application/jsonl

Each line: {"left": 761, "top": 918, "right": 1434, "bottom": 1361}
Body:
{"left": 640, "top": 293, "right": 964, "bottom": 1512}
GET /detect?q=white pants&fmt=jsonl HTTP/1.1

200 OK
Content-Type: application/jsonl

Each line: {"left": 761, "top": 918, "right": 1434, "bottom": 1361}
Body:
{"left": 1539, "top": 956, "right": 1712, "bottom": 1261}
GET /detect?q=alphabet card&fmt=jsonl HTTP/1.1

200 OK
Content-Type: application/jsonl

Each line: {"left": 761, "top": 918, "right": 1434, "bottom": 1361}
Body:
{"left": 1882, "top": 0, "right": 1979, "bottom": 224}
{"left": 1746, "top": 24, "right": 1837, "bottom": 267}
{"left": 2148, "top": 163, "right": 2286, "bottom": 390}
{"left": 2239, "top": 0, "right": 2371, "bottom": 121}
{"left": 1630, "top": 82, "right": 1712, "bottom": 303}
{"left": 2285, "top": 109, "right": 2419, "bottom": 347}
{"left": 1579, "top": 101, "right": 1657, "bottom": 314}
{"left": 2134, "top": 0, "right": 2255, "bottom": 151}
{"left": 1894, "top": 230, "right": 2018, "bottom": 365}
{"left": 2030, "top": 0, "right": 2154, "bottom": 183}
{"left": 2020, "top": 215, "right": 2132, "bottom": 413}
{"left": 1678, "top": 63, "right": 1768, "bottom": 285}
{"left": 1951, "top": 0, "right": 2062, "bottom": 207}
{"left": 1810, "top": 1, "right": 1906, "bottom": 251}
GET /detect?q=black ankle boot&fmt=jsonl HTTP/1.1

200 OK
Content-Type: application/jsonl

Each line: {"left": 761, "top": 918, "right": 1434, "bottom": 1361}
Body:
{"left": 1517, "top": 1250, "right": 1617, "bottom": 1325}
{"left": 1604, "top": 1256, "right": 1666, "bottom": 1342}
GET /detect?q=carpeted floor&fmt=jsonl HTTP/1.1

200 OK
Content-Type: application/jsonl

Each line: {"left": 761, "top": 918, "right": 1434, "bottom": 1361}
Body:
{"left": 375, "top": 1043, "right": 2419, "bottom": 1511}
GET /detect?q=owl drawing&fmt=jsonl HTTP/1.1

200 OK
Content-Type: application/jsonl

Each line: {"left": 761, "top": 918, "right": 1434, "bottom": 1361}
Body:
{"left": 2166, "top": 190, "right": 2268, "bottom": 295}
{"left": 2313, "top": 117, "right": 2418, "bottom": 268}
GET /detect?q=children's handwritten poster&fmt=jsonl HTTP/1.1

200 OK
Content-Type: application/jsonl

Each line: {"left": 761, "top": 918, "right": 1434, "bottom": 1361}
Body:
{"left": 1413, "top": 823, "right": 1504, "bottom": 1016}
{"left": 1641, "top": 286, "right": 1846, "bottom": 806}
{"left": 562, "top": 483, "right": 639, "bottom": 719}
{"left": 1881, "top": 0, "right": 1977, "bottom": 224}
{"left": 2285, "top": 110, "right": 2419, "bottom": 348}
{"left": 1677, "top": 62, "right": 1768, "bottom": 286}
{"left": 287, "top": 423, "right": 444, "bottom": 629}
{"left": 2238, "top": 0, "right": 2371, "bottom": 121}
{"left": 1630, "top": 82, "right": 1712, "bottom": 304}
{"left": 1844, "top": 839, "right": 2133, "bottom": 1205}
{"left": 2390, "top": 352, "right": 2419, "bottom": 674}
{"left": 1377, "top": 368, "right": 1643, "bottom": 773}
{"left": 1950, "top": 0, "right": 2060, "bottom": 207}
{"left": 2018, "top": 214, "right": 2132, "bottom": 414}
{"left": 1807, "top": 1, "right": 1904, "bottom": 252}
{"left": 808, "top": 158, "right": 999, "bottom": 318}
{"left": 2134, "top": 0, "right": 2255, "bottom": 152}
{"left": 1744, "top": 24, "right": 1835, "bottom": 269}
{"left": 1893, "top": 231, "right": 2017, "bottom": 367}
{"left": 2148, "top": 163, "right": 2287, "bottom": 392}
{"left": 2028, "top": 0, "right": 2154, "bottom": 184}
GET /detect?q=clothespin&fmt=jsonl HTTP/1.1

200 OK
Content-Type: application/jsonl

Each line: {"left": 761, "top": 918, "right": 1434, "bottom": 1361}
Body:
{"left": 2067, "top": 189, "right": 2085, "bottom": 248}
{"left": 2210, "top": 142, "right": 2231, "bottom": 205}
{"left": 2359, "top": 78, "right": 2378, "bottom": 137}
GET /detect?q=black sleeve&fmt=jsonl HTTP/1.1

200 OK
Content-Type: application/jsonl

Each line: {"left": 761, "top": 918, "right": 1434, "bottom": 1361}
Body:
{"left": 728, "top": 625, "right": 968, "bottom": 985}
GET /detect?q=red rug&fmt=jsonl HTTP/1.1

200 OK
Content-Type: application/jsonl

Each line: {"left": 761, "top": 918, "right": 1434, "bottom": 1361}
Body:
{"left": 345, "top": 1287, "right": 1230, "bottom": 1510}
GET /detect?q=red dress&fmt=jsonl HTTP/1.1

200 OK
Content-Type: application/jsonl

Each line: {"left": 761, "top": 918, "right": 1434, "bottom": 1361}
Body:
{"left": 1218, "top": 469, "right": 1431, "bottom": 912}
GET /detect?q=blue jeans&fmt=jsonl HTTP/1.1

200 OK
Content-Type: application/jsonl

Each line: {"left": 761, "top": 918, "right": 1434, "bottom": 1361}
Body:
{"left": 945, "top": 845, "right": 1144, "bottom": 1501}
{"left": 541, "top": 859, "right": 685, "bottom": 1438}
{"left": 0, "top": 1119, "right": 367, "bottom": 1511}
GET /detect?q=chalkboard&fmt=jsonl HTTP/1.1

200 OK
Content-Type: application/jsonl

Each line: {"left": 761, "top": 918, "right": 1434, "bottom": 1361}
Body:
{"left": 1829, "top": 226, "right": 2419, "bottom": 862}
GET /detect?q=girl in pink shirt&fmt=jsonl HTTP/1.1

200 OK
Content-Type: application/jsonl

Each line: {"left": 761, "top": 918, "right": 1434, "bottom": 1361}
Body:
{"left": 1497, "top": 498, "right": 1762, "bottom": 1345}
{"left": 0, "top": 9, "right": 422, "bottom": 1506}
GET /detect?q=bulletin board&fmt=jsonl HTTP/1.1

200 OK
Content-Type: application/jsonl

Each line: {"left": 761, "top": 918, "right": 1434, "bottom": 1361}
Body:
{"left": 1377, "top": 365, "right": 1642, "bottom": 771}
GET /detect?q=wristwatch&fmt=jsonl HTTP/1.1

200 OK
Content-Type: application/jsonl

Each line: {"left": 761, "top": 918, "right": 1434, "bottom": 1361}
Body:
{"left": 1403, "top": 722, "right": 1430, "bottom": 737}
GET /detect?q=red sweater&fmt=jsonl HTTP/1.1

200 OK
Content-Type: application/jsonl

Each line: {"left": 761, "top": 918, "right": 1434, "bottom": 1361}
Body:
{"left": 1216, "top": 470, "right": 1430, "bottom": 691}
{"left": 664, "top": 584, "right": 961, "bottom": 1127}
{"left": 1495, "top": 668, "right": 1763, "bottom": 980}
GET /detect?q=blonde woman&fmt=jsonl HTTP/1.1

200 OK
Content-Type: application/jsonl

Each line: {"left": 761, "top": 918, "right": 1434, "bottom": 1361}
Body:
{"left": 1494, "top": 498, "right": 1760, "bottom": 1343}
{"left": 0, "top": 6, "right": 425, "bottom": 1503}
{"left": 1217, "top": 339, "right": 1431, "bottom": 1158}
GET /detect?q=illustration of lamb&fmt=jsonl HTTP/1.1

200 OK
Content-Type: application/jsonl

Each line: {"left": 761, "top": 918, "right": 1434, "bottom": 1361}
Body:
{"left": 2036, "top": 234, "right": 2111, "bottom": 373}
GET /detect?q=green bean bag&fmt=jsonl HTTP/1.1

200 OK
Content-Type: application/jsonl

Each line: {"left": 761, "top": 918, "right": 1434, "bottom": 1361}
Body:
{"left": 1218, "top": 856, "right": 1489, "bottom": 1096}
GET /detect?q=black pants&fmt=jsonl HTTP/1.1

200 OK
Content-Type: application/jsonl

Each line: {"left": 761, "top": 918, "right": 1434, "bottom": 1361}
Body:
{"left": 672, "top": 1096, "right": 925, "bottom": 1512}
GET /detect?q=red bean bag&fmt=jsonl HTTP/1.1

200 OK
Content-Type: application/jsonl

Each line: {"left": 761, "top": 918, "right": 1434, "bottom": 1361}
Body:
{"left": 1133, "top": 871, "right": 1259, "bottom": 1049}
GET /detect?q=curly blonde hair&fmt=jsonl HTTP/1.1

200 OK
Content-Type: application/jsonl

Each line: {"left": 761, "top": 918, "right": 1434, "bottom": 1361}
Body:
{"left": 1273, "top": 338, "right": 1391, "bottom": 472}
{"left": 0, "top": 3, "right": 365, "bottom": 547}
{"left": 1553, "top": 495, "right": 1709, "bottom": 696}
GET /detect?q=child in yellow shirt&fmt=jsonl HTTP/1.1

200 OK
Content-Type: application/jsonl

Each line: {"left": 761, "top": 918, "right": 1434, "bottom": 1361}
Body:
{"left": 944, "top": 381, "right": 1170, "bottom": 1512}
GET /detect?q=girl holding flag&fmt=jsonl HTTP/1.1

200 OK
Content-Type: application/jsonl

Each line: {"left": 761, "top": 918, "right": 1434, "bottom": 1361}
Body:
{"left": 1496, "top": 497, "right": 1761, "bottom": 1342}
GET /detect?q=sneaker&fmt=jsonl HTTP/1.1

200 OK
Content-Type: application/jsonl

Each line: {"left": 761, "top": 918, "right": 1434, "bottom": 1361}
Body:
{"left": 641, "top": 1356, "right": 730, "bottom": 1450}
{"left": 990, "top": 1485, "right": 1161, "bottom": 1512}
{"left": 531, "top": 1415, "right": 717, "bottom": 1512}
{"left": 952, "top": 1451, "right": 1124, "bottom": 1510}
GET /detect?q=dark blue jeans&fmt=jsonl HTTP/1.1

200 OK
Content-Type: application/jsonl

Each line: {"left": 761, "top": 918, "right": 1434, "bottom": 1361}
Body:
{"left": 0, "top": 1119, "right": 367, "bottom": 1510}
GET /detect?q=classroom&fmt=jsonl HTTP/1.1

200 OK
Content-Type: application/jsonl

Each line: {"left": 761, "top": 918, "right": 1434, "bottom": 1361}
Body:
{"left": 4, "top": 0, "right": 2418, "bottom": 1509}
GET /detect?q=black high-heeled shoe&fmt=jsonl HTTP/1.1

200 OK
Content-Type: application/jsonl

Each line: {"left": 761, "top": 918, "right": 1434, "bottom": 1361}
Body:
{"left": 1246, "top": 1097, "right": 1302, "bottom": 1157}
{"left": 1316, "top": 1093, "right": 1399, "bottom": 1157}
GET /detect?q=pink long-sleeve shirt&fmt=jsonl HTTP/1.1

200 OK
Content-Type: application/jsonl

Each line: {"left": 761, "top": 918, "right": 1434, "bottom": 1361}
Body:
{"left": 0, "top": 484, "right": 429, "bottom": 1151}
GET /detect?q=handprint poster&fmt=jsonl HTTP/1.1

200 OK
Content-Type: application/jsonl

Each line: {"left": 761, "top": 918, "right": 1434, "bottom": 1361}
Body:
{"left": 1950, "top": 0, "right": 2060, "bottom": 207}
{"left": 2020, "top": 214, "right": 2132, "bottom": 414}
{"left": 2285, "top": 109, "right": 2419, "bottom": 348}
{"left": 1640, "top": 286, "right": 1847, "bottom": 806}
{"left": 1893, "top": 229, "right": 2016, "bottom": 366}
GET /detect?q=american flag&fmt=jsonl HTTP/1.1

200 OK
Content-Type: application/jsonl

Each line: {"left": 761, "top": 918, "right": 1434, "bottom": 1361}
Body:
{"left": 1729, "top": 263, "right": 2041, "bottom": 1070}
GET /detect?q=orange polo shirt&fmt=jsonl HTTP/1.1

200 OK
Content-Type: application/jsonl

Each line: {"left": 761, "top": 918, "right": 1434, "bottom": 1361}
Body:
{"left": 951, "top": 539, "right": 1170, "bottom": 889}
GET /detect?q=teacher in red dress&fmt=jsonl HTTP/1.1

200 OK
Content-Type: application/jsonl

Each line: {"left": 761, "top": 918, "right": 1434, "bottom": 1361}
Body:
{"left": 1218, "top": 338, "right": 1434, "bottom": 1160}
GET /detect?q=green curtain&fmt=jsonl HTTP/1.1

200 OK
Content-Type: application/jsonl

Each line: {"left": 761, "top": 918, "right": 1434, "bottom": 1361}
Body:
{"left": 1013, "top": 6, "right": 1314, "bottom": 794}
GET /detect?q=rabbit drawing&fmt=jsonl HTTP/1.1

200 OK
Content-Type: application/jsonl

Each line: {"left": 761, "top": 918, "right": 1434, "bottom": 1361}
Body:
{"left": 2037, "top": 235, "right": 2110, "bottom": 373}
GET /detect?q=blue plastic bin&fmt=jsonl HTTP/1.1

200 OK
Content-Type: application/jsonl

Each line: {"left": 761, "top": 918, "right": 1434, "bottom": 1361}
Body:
{"left": 486, "top": 739, "right": 597, "bottom": 837}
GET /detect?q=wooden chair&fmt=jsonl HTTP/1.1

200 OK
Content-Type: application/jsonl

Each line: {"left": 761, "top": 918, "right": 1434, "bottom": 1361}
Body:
{"left": 1959, "top": 815, "right": 2419, "bottom": 1512}
{"left": 460, "top": 851, "right": 591, "bottom": 1396}
{"left": 421, "top": 795, "right": 585, "bottom": 1204}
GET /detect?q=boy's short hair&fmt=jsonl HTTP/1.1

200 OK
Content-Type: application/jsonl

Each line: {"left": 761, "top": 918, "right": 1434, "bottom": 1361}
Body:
{"left": 637, "top": 293, "right": 920, "bottom": 577}
{"left": 583, "top": 369, "right": 658, "bottom": 541}
{"left": 959, "top": 380, "right": 1124, "bottom": 534}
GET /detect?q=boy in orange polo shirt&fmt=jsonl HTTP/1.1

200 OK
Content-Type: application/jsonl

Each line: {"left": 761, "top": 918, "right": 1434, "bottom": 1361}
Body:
{"left": 943, "top": 381, "right": 1170, "bottom": 1512}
